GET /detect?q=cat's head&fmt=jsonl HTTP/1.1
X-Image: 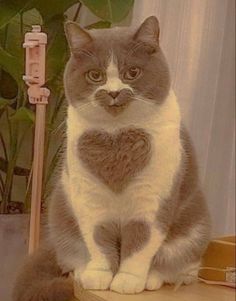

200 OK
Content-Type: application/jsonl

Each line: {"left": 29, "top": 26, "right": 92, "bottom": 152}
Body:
{"left": 64, "top": 16, "right": 170, "bottom": 119}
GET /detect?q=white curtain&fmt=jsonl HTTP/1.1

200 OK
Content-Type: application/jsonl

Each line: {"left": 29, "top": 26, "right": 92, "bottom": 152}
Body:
{"left": 132, "top": 0, "right": 235, "bottom": 236}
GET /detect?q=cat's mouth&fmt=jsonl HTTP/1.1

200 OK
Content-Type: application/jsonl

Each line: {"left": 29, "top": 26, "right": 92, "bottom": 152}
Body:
{"left": 102, "top": 101, "right": 131, "bottom": 116}
{"left": 109, "top": 103, "right": 124, "bottom": 107}
{"left": 95, "top": 89, "right": 134, "bottom": 116}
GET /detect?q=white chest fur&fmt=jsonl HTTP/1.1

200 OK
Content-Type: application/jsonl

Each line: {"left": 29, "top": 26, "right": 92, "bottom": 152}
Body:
{"left": 62, "top": 90, "right": 181, "bottom": 224}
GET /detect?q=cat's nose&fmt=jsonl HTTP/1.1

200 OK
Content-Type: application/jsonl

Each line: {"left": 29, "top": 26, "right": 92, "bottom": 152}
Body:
{"left": 108, "top": 91, "right": 120, "bottom": 99}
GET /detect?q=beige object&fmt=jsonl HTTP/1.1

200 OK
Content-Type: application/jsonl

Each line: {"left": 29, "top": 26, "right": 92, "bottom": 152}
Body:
{"left": 199, "top": 236, "right": 236, "bottom": 287}
{"left": 73, "top": 282, "right": 235, "bottom": 301}
{"left": 23, "top": 25, "right": 50, "bottom": 254}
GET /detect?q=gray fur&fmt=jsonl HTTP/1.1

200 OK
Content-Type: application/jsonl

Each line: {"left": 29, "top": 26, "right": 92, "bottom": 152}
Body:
{"left": 78, "top": 127, "right": 151, "bottom": 192}
{"left": 121, "top": 221, "right": 151, "bottom": 260}
{"left": 151, "top": 128, "right": 211, "bottom": 277}
{"left": 12, "top": 246, "right": 74, "bottom": 301}
{"left": 64, "top": 17, "right": 170, "bottom": 109}
{"left": 48, "top": 185, "right": 88, "bottom": 272}
{"left": 94, "top": 222, "right": 121, "bottom": 274}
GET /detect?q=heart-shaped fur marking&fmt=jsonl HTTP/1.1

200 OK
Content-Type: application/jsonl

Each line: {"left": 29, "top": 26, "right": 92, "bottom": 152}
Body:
{"left": 78, "top": 128, "right": 151, "bottom": 192}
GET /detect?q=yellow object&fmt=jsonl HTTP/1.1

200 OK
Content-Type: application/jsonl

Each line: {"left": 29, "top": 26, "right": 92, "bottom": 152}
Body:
{"left": 199, "top": 236, "right": 236, "bottom": 287}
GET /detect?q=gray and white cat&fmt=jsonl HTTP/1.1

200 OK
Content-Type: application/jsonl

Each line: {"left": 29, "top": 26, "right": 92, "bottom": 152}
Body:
{"left": 13, "top": 16, "right": 211, "bottom": 301}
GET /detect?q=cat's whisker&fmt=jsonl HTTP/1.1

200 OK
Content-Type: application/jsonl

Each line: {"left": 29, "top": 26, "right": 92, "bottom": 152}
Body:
{"left": 134, "top": 96, "right": 156, "bottom": 106}
{"left": 91, "top": 100, "right": 99, "bottom": 107}
{"left": 76, "top": 101, "right": 94, "bottom": 112}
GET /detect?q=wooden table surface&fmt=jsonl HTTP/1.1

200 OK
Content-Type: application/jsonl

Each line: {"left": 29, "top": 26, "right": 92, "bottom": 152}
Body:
{"left": 74, "top": 282, "right": 235, "bottom": 301}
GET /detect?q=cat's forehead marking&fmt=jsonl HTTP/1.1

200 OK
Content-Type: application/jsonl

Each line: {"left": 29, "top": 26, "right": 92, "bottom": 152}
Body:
{"left": 95, "top": 52, "right": 132, "bottom": 93}
{"left": 106, "top": 53, "right": 119, "bottom": 81}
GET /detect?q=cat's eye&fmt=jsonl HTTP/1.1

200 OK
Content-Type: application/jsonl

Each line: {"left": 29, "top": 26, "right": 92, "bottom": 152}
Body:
{"left": 124, "top": 67, "right": 141, "bottom": 80}
{"left": 86, "top": 70, "right": 104, "bottom": 83}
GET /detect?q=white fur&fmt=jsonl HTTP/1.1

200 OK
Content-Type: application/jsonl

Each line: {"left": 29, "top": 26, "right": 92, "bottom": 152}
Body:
{"left": 96, "top": 54, "right": 132, "bottom": 96}
{"left": 146, "top": 270, "right": 164, "bottom": 290}
{"left": 62, "top": 86, "right": 182, "bottom": 292}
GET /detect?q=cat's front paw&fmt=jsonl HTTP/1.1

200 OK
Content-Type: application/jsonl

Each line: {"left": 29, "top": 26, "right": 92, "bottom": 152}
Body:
{"left": 110, "top": 272, "right": 146, "bottom": 294}
{"left": 79, "top": 269, "right": 113, "bottom": 290}
{"left": 146, "top": 270, "right": 163, "bottom": 290}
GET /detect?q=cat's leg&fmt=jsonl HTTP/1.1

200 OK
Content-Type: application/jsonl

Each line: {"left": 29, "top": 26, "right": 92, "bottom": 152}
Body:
{"left": 110, "top": 220, "right": 165, "bottom": 294}
{"left": 74, "top": 215, "right": 114, "bottom": 290}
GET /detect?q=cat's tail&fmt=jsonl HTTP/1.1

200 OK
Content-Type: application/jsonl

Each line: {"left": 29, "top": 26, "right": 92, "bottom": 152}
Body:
{"left": 12, "top": 246, "right": 74, "bottom": 301}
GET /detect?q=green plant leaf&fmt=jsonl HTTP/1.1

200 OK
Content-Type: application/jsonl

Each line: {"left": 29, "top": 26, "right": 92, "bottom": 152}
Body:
{"left": 10, "top": 107, "right": 35, "bottom": 124}
{"left": 0, "top": 8, "right": 42, "bottom": 90}
{"left": 0, "top": 98, "right": 10, "bottom": 109}
{"left": 0, "top": 46, "right": 22, "bottom": 85}
{"left": 35, "top": 0, "right": 79, "bottom": 22}
{"left": 0, "top": 98, "right": 15, "bottom": 109}
{"left": 0, "top": 0, "right": 34, "bottom": 28}
{"left": 80, "top": 0, "right": 134, "bottom": 23}
{"left": 45, "top": 16, "right": 68, "bottom": 82}
{"left": 1, "top": 9, "right": 43, "bottom": 66}
{"left": 85, "top": 20, "right": 111, "bottom": 30}
{"left": 0, "top": 70, "right": 18, "bottom": 99}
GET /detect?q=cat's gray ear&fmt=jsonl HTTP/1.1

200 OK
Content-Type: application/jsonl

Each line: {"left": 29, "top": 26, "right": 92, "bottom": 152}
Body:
{"left": 64, "top": 21, "right": 92, "bottom": 52}
{"left": 133, "top": 16, "right": 160, "bottom": 47}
